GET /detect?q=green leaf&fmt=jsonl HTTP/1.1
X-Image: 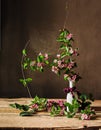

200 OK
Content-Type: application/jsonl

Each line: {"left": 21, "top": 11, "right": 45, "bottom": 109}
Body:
{"left": 88, "top": 93, "right": 94, "bottom": 101}
{"left": 19, "top": 79, "right": 27, "bottom": 87}
{"left": 67, "top": 42, "right": 72, "bottom": 47}
{"left": 45, "top": 60, "right": 49, "bottom": 64}
{"left": 64, "top": 99, "right": 80, "bottom": 118}
{"left": 64, "top": 76, "right": 68, "bottom": 81}
{"left": 65, "top": 46, "right": 69, "bottom": 52}
{"left": 19, "top": 78, "right": 32, "bottom": 87}
{"left": 24, "top": 57, "right": 31, "bottom": 63}
{"left": 37, "top": 55, "right": 44, "bottom": 63}
{"left": 80, "top": 94, "right": 87, "bottom": 102}
{"left": 37, "top": 57, "right": 40, "bottom": 63}
{"left": 20, "top": 111, "right": 34, "bottom": 116}
{"left": 39, "top": 67, "right": 44, "bottom": 72}
{"left": 22, "top": 49, "right": 27, "bottom": 56}
{"left": 10, "top": 103, "right": 17, "bottom": 108}
{"left": 60, "top": 44, "right": 65, "bottom": 48}
{"left": 23, "top": 63, "right": 28, "bottom": 69}
{"left": 61, "top": 53, "right": 67, "bottom": 58}
{"left": 60, "top": 31, "right": 64, "bottom": 36}
{"left": 63, "top": 39, "right": 68, "bottom": 43}
{"left": 57, "top": 39, "right": 64, "bottom": 42}
{"left": 21, "top": 105, "right": 30, "bottom": 111}
{"left": 30, "top": 66, "right": 36, "bottom": 71}
{"left": 26, "top": 78, "right": 32, "bottom": 83}
{"left": 65, "top": 68, "right": 69, "bottom": 74}
{"left": 64, "top": 110, "right": 75, "bottom": 118}
{"left": 10, "top": 103, "right": 29, "bottom": 111}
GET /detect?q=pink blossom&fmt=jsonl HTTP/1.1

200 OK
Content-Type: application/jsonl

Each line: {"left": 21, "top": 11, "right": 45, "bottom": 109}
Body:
{"left": 66, "top": 33, "right": 73, "bottom": 40}
{"left": 57, "top": 59, "right": 67, "bottom": 69}
{"left": 47, "top": 99, "right": 65, "bottom": 115}
{"left": 47, "top": 100, "right": 53, "bottom": 107}
{"left": 37, "top": 62, "right": 44, "bottom": 67}
{"left": 47, "top": 100, "right": 55, "bottom": 112}
{"left": 53, "top": 59, "right": 58, "bottom": 63}
{"left": 64, "top": 74, "right": 68, "bottom": 79}
{"left": 67, "top": 62, "right": 74, "bottom": 69}
{"left": 39, "top": 52, "right": 42, "bottom": 56}
{"left": 52, "top": 66, "right": 59, "bottom": 74}
{"left": 57, "top": 60, "right": 62, "bottom": 68}
{"left": 59, "top": 108, "right": 65, "bottom": 115}
{"left": 58, "top": 64, "right": 65, "bottom": 69}
{"left": 61, "top": 59, "right": 65, "bottom": 62}
{"left": 69, "top": 47, "right": 74, "bottom": 54}
{"left": 44, "top": 53, "right": 48, "bottom": 60}
{"left": 73, "top": 49, "right": 79, "bottom": 56}
{"left": 58, "top": 60, "right": 65, "bottom": 69}
{"left": 37, "top": 62, "right": 42, "bottom": 67}
{"left": 57, "top": 54, "right": 61, "bottom": 58}
{"left": 58, "top": 60, "right": 62, "bottom": 65}
{"left": 81, "top": 114, "right": 90, "bottom": 120}
{"left": 71, "top": 75, "right": 77, "bottom": 82}
{"left": 64, "top": 64, "right": 68, "bottom": 68}
{"left": 30, "top": 104, "right": 38, "bottom": 109}
{"left": 58, "top": 100, "right": 64, "bottom": 107}
{"left": 30, "top": 61, "right": 36, "bottom": 66}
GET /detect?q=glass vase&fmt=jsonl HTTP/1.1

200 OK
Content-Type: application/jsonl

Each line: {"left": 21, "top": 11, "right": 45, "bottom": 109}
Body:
{"left": 66, "top": 80, "right": 74, "bottom": 112}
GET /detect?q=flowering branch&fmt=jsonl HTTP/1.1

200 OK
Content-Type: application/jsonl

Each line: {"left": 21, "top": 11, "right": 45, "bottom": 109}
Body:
{"left": 20, "top": 46, "right": 50, "bottom": 96}
{"left": 51, "top": 29, "right": 81, "bottom": 83}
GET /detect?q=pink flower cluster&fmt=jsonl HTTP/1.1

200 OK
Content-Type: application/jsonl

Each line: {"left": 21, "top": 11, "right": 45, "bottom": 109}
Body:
{"left": 30, "top": 104, "right": 38, "bottom": 110}
{"left": 66, "top": 33, "right": 73, "bottom": 40}
{"left": 39, "top": 52, "right": 49, "bottom": 60}
{"left": 52, "top": 66, "right": 59, "bottom": 74}
{"left": 47, "top": 99, "right": 65, "bottom": 115}
{"left": 37, "top": 62, "right": 45, "bottom": 68}
{"left": 70, "top": 75, "right": 77, "bottom": 82}
{"left": 69, "top": 47, "right": 79, "bottom": 56}
{"left": 30, "top": 52, "right": 49, "bottom": 69}
{"left": 64, "top": 74, "right": 77, "bottom": 82}
{"left": 67, "top": 61, "right": 75, "bottom": 69}
{"left": 81, "top": 114, "right": 90, "bottom": 120}
{"left": 52, "top": 54, "right": 76, "bottom": 75}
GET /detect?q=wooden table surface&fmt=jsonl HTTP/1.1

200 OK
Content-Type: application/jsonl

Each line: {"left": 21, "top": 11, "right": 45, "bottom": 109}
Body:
{"left": 0, "top": 98, "right": 101, "bottom": 130}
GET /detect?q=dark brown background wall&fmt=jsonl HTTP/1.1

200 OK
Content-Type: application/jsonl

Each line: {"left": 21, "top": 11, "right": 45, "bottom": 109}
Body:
{"left": 0, "top": 0, "right": 101, "bottom": 99}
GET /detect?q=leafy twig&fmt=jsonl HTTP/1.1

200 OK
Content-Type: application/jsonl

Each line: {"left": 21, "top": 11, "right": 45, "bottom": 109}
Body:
{"left": 21, "top": 40, "right": 32, "bottom": 98}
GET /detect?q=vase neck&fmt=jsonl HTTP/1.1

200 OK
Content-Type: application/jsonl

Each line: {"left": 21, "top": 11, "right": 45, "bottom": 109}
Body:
{"left": 69, "top": 80, "right": 73, "bottom": 88}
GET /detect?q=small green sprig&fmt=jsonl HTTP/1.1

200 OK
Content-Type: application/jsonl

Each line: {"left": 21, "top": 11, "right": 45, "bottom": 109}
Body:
{"left": 47, "top": 100, "right": 65, "bottom": 116}
{"left": 77, "top": 93, "right": 94, "bottom": 111}
{"left": 30, "top": 96, "right": 47, "bottom": 111}
{"left": 80, "top": 106, "right": 96, "bottom": 120}
{"left": 57, "top": 29, "right": 74, "bottom": 44}
{"left": 81, "top": 106, "right": 95, "bottom": 115}
{"left": 10, "top": 103, "right": 30, "bottom": 111}
{"left": 20, "top": 49, "right": 49, "bottom": 88}
{"left": 50, "top": 105, "right": 62, "bottom": 116}
{"left": 64, "top": 99, "right": 80, "bottom": 118}
{"left": 19, "top": 78, "right": 32, "bottom": 87}
{"left": 10, "top": 103, "right": 35, "bottom": 116}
